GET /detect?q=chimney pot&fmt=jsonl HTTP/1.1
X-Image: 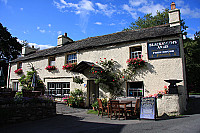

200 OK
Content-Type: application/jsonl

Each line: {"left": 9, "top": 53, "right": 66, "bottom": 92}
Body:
{"left": 64, "top": 33, "right": 67, "bottom": 37}
{"left": 32, "top": 45, "right": 34, "bottom": 48}
{"left": 171, "top": 2, "right": 176, "bottom": 10}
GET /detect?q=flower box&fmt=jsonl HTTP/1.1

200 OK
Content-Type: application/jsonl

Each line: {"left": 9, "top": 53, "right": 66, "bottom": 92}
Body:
{"left": 126, "top": 58, "right": 146, "bottom": 69}
{"left": 62, "top": 63, "right": 77, "bottom": 71}
{"left": 14, "top": 68, "right": 23, "bottom": 75}
{"left": 45, "top": 66, "right": 57, "bottom": 71}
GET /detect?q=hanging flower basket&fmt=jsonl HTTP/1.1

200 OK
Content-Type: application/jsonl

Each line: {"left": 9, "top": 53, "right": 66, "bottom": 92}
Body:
{"left": 62, "top": 63, "right": 77, "bottom": 71}
{"left": 14, "top": 68, "right": 23, "bottom": 75}
{"left": 45, "top": 66, "right": 57, "bottom": 71}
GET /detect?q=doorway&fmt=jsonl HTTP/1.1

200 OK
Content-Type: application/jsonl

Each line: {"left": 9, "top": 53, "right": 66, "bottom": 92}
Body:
{"left": 86, "top": 80, "right": 99, "bottom": 107}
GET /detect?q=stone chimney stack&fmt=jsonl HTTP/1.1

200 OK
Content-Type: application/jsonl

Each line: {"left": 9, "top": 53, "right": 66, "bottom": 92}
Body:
{"left": 57, "top": 33, "right": 73, "bottom": 47}
{"left": 21, "top": 46, "right": 37, "bottom": 57}
{"left": 169, "top": 2, "right": 181, "bottom": 27}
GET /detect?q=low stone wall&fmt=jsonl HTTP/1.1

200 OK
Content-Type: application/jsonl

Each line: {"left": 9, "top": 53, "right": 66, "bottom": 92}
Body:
{"left": 0, "top": 102, "right": 56, "bottom": 124}
{"left": 157, "top": 94, "right": 187, "bottom": 116}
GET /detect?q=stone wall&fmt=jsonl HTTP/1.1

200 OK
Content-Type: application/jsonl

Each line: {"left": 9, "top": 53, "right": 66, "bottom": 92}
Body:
{"left": 0, "top": 102, "right": 56, "bottom": 124}
{"left": 157, "top": 94, "right": 187, "bottom": 116}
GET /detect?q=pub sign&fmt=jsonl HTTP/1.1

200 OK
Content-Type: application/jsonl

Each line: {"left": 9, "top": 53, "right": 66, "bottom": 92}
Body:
{"left": 147, "top": 39, "right": 180, "bottom": 59}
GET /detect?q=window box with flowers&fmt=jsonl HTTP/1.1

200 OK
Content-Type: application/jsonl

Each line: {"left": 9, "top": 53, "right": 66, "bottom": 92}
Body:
{"left": 14, "top": 68, "right": 23, "bottom": 75}
{"left": 62, "top": 63, "right": 77, "bottom": 71}
{"left": 45, "top": 66, "right": 57, "bottom": 71}
{"left": 126, "top": 58, "right": 146, "bottom": 70}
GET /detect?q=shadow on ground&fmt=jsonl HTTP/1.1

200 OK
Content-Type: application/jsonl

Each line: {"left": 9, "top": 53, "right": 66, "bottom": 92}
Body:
{"left": 186, "top": 96, "right": 200, "bottom": 115}
{"left": 1, "top": 114, "right": 125, "bottom": 133}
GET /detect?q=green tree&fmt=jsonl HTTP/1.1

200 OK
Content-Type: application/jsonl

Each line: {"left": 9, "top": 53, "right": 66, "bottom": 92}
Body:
{"left": 184, "top": 31, "right": 200, "bottom": 93}
{"left": 0, "top": 23, "right": 22, "bottom": 62}
{"left": 123, "top": 8, "right": 188, "bottom": 34}
{"left": 124, "top": 9, "right": 169, "bottom": 31}
{"left": 0, "top": 23, "right": 22, "bottom": 86}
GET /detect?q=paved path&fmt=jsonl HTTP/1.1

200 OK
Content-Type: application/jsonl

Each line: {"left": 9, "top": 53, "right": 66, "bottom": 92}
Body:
{"left": 1, "top": 99, "right": 200, "bottom": 133}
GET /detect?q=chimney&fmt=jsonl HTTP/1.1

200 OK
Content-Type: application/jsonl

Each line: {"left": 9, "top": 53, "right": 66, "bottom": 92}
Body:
{"left": 57, "top": 33, "right": 73, "bottom": 47}
{"left": 168, "top": 2, "right": 181, "bottom": 27}
{"left": 21, "top": 46, "right": 38, "bottom": 57}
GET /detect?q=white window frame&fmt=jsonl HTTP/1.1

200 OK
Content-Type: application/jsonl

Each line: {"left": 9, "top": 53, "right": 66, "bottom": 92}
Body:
{"left": 47, "top": 82, "right": 70, "bottom": 97}
{"left": 130, "top": 46, "right": 142, "bottom": 59}
{"left": 66, "top": 53, "right": 77, "bottom": 64}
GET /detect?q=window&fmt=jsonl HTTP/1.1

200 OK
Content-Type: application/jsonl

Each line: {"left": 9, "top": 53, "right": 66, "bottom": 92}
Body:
{"left": 127, "top": 82, "right": 143, "bottom": 97}
{"left": 49, "top": 56, "right": 55, "bottom": 66}
{"left": 17, "top": 62, "right": 22, "bottom": 69}
{"left": 66, "top": 53, "right": 77, "bottom": 64}
{"left": 46, "top": 82, "right": 70, "bottom": 97}
{"left": 130, "top": 46, "right": 142, "bottom": 58}
{"left": 13, "top": 82, "right": 18, "bottom": 91}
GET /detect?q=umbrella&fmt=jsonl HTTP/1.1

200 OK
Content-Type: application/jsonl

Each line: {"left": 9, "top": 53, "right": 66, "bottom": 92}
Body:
{"left": 0, "top": 67, "right": 5, "bottom": 87}
{"left": 32, "top": 73, "right": 37, "bottom": 91}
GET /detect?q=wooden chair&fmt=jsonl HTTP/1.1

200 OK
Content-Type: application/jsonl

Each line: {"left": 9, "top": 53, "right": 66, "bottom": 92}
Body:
{"left": 109, "top": 100, "right": 124, "bottom": 120}
{"left": 133, "top": 99, "right": 140, "bottom": 116}
{"left": 97, "top": 98, "right": 108, "bottom": 117}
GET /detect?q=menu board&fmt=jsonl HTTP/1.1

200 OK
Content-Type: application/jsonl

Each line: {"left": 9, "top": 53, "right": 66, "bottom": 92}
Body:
{"left": 140, "top": 97, "right": 156, "bottom": 120}
{"left": 147, "top": 39, "right": 180, "bottom": 59}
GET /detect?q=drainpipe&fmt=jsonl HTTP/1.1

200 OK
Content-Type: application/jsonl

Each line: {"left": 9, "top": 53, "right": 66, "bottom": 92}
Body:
{"left": 7, "top": 63, "right": 11, "bottom": 89}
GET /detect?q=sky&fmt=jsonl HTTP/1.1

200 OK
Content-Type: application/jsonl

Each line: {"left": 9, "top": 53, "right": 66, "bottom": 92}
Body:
{"left": 0, "top": 0, "right": 200, "bottom": 50}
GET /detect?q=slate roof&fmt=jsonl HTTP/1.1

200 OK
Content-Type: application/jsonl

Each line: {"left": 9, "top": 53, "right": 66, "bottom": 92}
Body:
{"left": 11, "top": 24, "right": 181, "bottom": 63}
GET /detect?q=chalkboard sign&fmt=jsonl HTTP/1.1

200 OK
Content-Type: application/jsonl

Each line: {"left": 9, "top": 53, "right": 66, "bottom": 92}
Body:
{"left": 140, "top": 97, "right": 156, "bottom": 120}
{"left": 147, "top": 39, "right": 180, "bottom": 59}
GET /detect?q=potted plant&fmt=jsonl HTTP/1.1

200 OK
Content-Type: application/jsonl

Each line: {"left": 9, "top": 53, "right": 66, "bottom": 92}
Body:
{"left": 91, "top": 101, "right": 98, "bottom": 110}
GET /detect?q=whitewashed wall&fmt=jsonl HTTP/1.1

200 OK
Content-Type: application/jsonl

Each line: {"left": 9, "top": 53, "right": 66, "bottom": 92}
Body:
{"left": 9, "top": 36, "right": 186, "bottom": 100}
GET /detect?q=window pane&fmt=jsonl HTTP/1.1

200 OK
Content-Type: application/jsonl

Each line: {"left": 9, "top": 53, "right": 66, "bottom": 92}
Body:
{"left": 66, "top": 54, "right": 77, "bottom": 64}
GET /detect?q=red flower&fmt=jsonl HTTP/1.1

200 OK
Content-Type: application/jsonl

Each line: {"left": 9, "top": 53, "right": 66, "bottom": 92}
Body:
{"left": 113, "top": 80, "right": 114, "bottom": 81}
{"left": 101, "top": 71, "right": 103, "bottom": 73}
{"left": 111, "top": 59, "right": 113, "bottom": 60}
{"left": 96, "top": 62, "right": 98, "bottom": 63}
{"left": 95, "top": 71, "right": 97, "bottom": 73}
{"left": 92, "top": 65, "right": 94, "bottom": 66}
{"left": 122, "top": 76, "right": 124, "bottom": 78}
{"left": 104, "top": 58, "right": 106, "bottom": 59}
{"left": 92, "top": 72, "right": 94, "bottom": 74}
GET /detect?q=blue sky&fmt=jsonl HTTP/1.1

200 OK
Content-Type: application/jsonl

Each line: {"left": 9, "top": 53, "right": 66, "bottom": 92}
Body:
{"left": 0, "top": 0, "right": 200, "bottom": 50}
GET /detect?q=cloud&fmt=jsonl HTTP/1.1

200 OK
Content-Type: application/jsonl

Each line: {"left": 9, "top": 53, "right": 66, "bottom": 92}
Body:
{"left": 122, "top": 4, "right": 137, "bottom": 19}
{"left": 129, "top": 0, "right": 147, "bottom": 7}
{"left": 37, "top": 26, "right": 40, "bottom": 30}
{"left": 17, "top": 39, "right": 54, "bottom": 50}
{"left": 94, "top": 22, "right": 102, "bottom": 25}
{"left": 109, "top": 23, "right": 115, "bottom": 26}
{"left": 48, "top": 24, "right": 51, "bottom": 27}
{"left": 29, "top": 42, "right": 54, "bottom": 50}
{"left": 180, "top": 6, "right": 200, "bottom": 18}
{"left": 123, "top": 0, "right": 165, "bottom": 18}
{"left": 57, "top": 31, "right": 62, "bottom": 35}
{"left": 138, "top": 3, "right": 165, "bottom": 16}
{"left": 95, "top": 3, "right": 116, "bottom": 17}
{"left": 20, "top": 8, "right": 23, "bottom": 11}
{"left": 39, "top": 29, "right": 45, "bottom": 33}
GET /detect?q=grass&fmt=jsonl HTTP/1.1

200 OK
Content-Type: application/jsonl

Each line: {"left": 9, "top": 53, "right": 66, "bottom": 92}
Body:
{"left": 87, "top": 110, "right": 98, "bottom": 115}
{"left": 189, "top": 93, "right": 200, "bottom": 95}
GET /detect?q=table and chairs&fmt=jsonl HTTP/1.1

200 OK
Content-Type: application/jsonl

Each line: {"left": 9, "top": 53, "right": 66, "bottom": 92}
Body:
{"left": 97, "top": 98, "right": 140, "bottom": 120}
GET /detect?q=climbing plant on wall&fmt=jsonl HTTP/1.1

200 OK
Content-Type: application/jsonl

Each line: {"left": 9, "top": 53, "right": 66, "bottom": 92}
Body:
{"left": 90, "top": 58, "right": 147, "bottom": 98}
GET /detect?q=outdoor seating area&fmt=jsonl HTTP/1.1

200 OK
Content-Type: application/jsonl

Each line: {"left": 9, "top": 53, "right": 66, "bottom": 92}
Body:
{"left": 96, "top": 98, "right": 140, "bottom": 120}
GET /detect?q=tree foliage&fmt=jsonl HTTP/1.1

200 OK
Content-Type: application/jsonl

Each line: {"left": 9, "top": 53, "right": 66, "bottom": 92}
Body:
{"left": 123, "top": 9, "right": 169, "bottom": 31}
{"left": 0, "top": 23, "right": 22, "bottom": 86}
{"left": 0, "top": 23, "right": 22, "bottom": 62}
{"left": 184, "top": 31, "right": 200, "bottom": 92}
{"left": 123, "top": 8, "right": 188, "bottom": 34}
